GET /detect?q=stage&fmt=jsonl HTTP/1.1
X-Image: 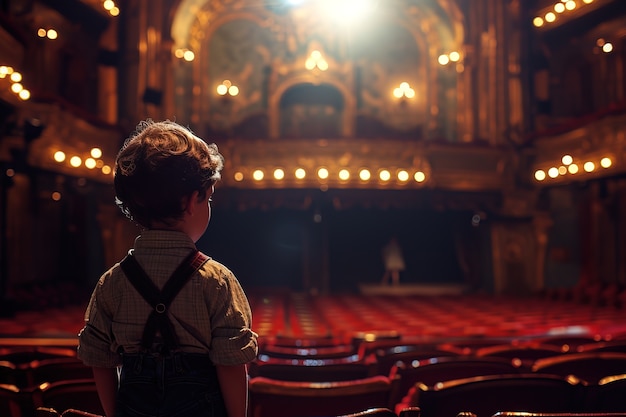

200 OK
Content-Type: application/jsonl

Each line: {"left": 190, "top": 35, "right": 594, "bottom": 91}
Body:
{"left": 358, "top": 282, "right": 469, "bottom": 296}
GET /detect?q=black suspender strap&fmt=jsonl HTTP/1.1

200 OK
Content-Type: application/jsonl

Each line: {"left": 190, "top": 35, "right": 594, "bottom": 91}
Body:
{"left": 120, "top": 250, "right": 210, "bottom": 353}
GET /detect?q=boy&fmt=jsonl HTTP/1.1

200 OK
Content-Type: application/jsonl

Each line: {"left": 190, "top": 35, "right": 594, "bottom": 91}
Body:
{"left": 78, "top": 120, "right": 258, "bottom": 417}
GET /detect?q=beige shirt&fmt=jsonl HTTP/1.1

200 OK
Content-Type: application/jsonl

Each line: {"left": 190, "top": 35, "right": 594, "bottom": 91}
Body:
{"left": 77, "top": 230, "right": 258, "bottom": 368}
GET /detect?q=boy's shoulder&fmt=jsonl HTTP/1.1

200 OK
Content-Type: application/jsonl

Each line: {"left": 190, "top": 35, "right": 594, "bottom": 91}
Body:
{"left": 199, "top": 256, "right": 233, "bottom": 276}
{"left": 96, "top": 260, "right": 127, "bottom": 286}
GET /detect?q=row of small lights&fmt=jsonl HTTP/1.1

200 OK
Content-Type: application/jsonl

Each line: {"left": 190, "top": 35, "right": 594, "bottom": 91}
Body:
{"left": 0, "top": 66, "right": 31, "bottom": 100}
{"left": 534, "top": 154, "right": 612, "bottom": 182}
{"left": 533, "top": 0, "right": 594, "bottom": 28}
{"left": 232, "top": 167, "right": 428, "bottom": 183}
{"left": 53, "top": 148, "right": 113, "bottom": 176}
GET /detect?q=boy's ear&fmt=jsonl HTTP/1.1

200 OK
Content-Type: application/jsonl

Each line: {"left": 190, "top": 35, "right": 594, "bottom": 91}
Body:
{"left": 184, "top": 191, "right": 200, "bottom": 215}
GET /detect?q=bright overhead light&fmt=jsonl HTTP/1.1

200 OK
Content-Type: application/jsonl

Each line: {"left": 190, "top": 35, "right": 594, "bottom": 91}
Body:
{"left": 319, "top": 0, "right": 376, "bottom": 25}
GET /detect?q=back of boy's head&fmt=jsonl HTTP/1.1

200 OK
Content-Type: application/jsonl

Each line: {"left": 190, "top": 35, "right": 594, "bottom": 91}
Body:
{"left": 114, "top": 119, "right": 224, "bottom": 228}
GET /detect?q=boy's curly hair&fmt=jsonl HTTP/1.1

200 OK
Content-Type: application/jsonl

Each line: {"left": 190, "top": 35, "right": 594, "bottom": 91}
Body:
{"left": 114, "top": 120, "right": 224, "bottom": 228}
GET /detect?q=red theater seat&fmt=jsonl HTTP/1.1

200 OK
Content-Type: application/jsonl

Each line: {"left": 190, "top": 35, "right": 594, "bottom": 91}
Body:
{"left": 396, "top": 373, "right": 584, "bottom": 417}
{"left": 531, "top": 352, "right": 626, "bottom": 384}
{"left": 248, "top": 375, "right": 400, "bottom": 417}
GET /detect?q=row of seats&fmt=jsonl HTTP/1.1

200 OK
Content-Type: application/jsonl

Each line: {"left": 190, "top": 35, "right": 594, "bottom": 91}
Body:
{"left": 1, "top": 357, "right": 92, "bottom": 389}
{"left": 4, "top": 372, "right": 626, "bottom": 417}
{"left": 5, "top": 335, "right": 624, "bottom": 390}
{"left": 28, "top": 408, "right": 626, "bottom": 417}
{"left": 1, "top": 378, "right": 103, "bottom": 417}
{"left": 394, "top": 372, "right": 626, "bottom": 417}
{"left": 253, "top": 339, "right": 626, "bottom": 382}
{"left": 247, "top": 372, "right": 626, "bottom": 417}
{"left": 249, "top": 338, "right": 626, "bottom": 417}
{"left": 4, "top": 337, "right": 626, "bottom": 417}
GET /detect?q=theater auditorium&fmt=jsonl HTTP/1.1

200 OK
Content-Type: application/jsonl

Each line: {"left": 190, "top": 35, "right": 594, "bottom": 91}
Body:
{"left": 2, "top": 0, "right": 626, "bottom": 416}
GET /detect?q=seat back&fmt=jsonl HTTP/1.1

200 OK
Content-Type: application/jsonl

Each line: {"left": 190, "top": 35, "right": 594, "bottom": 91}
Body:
{"left": 533, "top": 335, "right": 601, "bottom": 351}
{"left": 61, "top": 408, "right": 105, "bottom": 417}
{"left": 249, "top": 355, "right": 377, "bottom": 382}
{"left": 32, "top": 378, "right": 104, "bottom": 416}
{"left": 0, "top": 347, "right": 77, "bottom": 365}
{"left": 0, "top": 383, "right": 33, "bottom": 417}
{"left": 248, "top": 375, "right": 399, "bottom": 417}
{"left": 401, "top": 373, "right": 584, "bottom": 417}
{"left": 475, "top": 343, "right": 566, "bottom": 361}
{"left": 493, "top": 412, "right": 626, "bottom": 417}
{"left": 23, "top": 358, "right": 93, "bottom": 388}
{"left": 0, "top": 361, "right": 18, "bottom": 386}
{"left": 259, "top": 344, "right": 358, "bottom": 360}
{"left": 389, "top": 356, "right": 523, "bottom": 411}
{"left": 35, "top": 407, "right": 62, "bottom": 417}
{"left": 576, "top": 340, "right": 626, "bottom": 354}
{"left": 374, "top": 344, "right": 464, "bottom": 375}
{"left": 531, "top": 352, "right": 626, "bottom": 384}
{"left": 338, "top": 408, "right": 398, "bottom": 417}
{"left": 591, "top": 373, "right": 626, "bottom": 412}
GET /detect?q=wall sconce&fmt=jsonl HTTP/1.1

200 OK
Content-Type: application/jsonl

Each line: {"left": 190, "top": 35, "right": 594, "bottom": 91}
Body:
{"left": 597, "top": 38, "right": 613, "bottom": 54}
{"left": 37, "top": 28, "right": 58, "bottom": 40}
{"left": 174, "top": 48, "right": 195, "bottom": 62}
{"left": 217, "top": 80, "right": 239, "bottom": 97}
{"left": 393, "top": 82, "right": 415, "bottom": 100}
{"left": 438, "top": 51, "right": 461, "bottom": 66}
{"left": 102, "top": 0, "right": 120, "bottom": 16}
{"left": 305, "top": 50, "right": 329, "bottom": 71}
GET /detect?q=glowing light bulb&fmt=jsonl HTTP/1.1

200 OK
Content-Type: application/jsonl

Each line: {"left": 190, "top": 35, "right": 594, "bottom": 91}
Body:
{"left": 252, "top": 170, "right": 264, "bottom": 181}
{"left": 535, "top": 170, "right": 546, "bottom": 181}
{"left": 273, "top": 168, "right": 285, "bottom": 180}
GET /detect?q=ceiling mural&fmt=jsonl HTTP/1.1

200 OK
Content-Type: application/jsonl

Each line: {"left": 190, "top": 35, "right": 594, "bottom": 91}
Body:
{"left": 171, "top": 0, "right": 464, "bottom": 141}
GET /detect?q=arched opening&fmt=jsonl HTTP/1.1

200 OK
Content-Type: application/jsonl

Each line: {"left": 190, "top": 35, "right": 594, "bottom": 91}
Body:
{"left": 279, "top": 83, "right": 344, "bottom": 139}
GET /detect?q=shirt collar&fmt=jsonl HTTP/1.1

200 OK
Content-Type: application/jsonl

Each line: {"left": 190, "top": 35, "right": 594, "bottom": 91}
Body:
{"left": 133, "top": 230, "right": 197, "bottom": 252}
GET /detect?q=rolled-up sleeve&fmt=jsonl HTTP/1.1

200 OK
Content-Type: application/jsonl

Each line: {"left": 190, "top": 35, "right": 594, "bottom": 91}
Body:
{"left": 207, "top": 266, "right": 258, "bottom": 366}
{"left": 77, "top": 272, "right": 122, "bottom": 368}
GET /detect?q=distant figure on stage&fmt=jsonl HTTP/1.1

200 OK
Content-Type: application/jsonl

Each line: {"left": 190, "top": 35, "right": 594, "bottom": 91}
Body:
{"left": 381, "top": 236, "right": 406, "bottom": 286}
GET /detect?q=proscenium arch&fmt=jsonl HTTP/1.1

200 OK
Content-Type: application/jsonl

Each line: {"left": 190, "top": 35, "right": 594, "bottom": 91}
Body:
{"left": 170, "top": 0, "right": 465, "bottom": 138}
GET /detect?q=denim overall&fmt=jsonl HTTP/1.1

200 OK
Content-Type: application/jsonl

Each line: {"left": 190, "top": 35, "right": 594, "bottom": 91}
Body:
{"left": 116, "top": 251, "right": 227, "bottom": 417}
